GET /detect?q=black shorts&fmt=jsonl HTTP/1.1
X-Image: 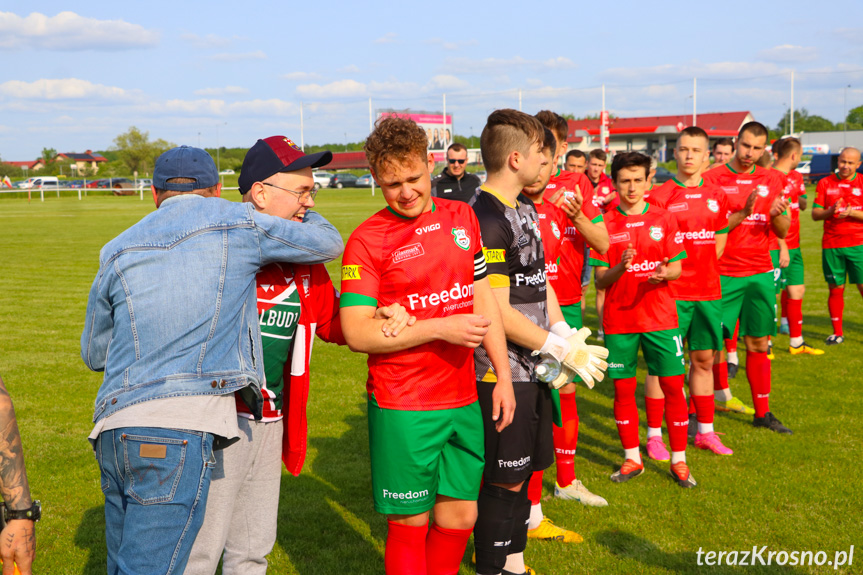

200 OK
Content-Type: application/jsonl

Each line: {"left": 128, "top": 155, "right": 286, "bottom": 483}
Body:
{"left": 477, "top": 380, "right": 554, "bottom": 484}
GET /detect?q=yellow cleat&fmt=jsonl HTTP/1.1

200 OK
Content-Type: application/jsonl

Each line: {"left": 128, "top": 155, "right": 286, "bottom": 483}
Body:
{"left": 526, "top": 516, "right": 583, "bottom": 543}
{"left": 789, "top": 343, "right": 825, "bottom": 355}
{"left": 715, "top": 396, "right": 755, "bottom": 415}
{"left": 525, "top": 566, "right": 537, "bottom": 575}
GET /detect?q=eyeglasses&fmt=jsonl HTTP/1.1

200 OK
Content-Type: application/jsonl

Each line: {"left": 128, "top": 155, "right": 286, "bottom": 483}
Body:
{"left": 262, "top": 182, "right": 317, "bottom": 204}
{"left": 447, "top": 159, "right": 466, "bottom": 165}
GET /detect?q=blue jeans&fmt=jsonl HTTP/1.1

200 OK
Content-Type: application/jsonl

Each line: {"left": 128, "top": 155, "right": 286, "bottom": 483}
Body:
{"left": 95, "top": 428, "right": 215, "bottom": 575}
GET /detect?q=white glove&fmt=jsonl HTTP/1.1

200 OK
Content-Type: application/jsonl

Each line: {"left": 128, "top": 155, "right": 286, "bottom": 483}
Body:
{"left": 550, "top": 321, "right": 573, "bottom": 339}
{"left": 540, "top": 331, "right": 571, "bottom": 363}
{"left": 550, "top": 327, "right": 609, "bottom": 389}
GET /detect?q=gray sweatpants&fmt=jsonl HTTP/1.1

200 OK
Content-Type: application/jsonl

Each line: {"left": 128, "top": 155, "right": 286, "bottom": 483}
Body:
{"left": 186, "top": 417, "right": 284, "bottom": 575}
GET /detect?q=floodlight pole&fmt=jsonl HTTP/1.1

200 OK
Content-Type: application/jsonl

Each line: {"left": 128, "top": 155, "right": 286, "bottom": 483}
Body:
{"left": 790, "top": 70, "right": 795, "bottom": 134}
{"left": 300, "top": 101, "right": 305, "bottom": 151}
{"left": 693, "top": 77, "right": 697, "bottom": 126}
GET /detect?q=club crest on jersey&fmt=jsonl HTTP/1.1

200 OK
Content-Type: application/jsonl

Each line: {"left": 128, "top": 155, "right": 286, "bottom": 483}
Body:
{"left": 756, "top": 185, "right": 770, "bottom": 197}
{"left": 551, "top": 221, "right": 561, "bottom": 239}
{"left": 451, "top": 227, "right": 470, "bottom": 251}
{"left": 648, "top": 226, "right": 663, "bottom": 241}
{"left": 707, "top": 199, "right": 720, "bottom": 213}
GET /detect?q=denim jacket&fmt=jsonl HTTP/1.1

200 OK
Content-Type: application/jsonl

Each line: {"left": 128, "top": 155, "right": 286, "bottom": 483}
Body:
{"left": 81, "top": 194, "right": 343, "bottom": 424}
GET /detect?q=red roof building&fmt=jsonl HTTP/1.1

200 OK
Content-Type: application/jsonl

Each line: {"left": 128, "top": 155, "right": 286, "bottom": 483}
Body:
{"left": 323, "top": 151, "right": 369, "bottom": 170}
{"left": 4, "top": 159, "right": 45, "bottom": 171}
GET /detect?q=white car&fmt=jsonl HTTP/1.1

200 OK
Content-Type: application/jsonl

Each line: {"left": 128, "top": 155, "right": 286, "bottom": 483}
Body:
{"left": 219, "top": 169, "right": 235, "bottom": 175}
{"left": 796, "top": 161, "right": 811, "bottom": 175}
{"left": 313, "top": 171, "right": 333, "bottom": 190}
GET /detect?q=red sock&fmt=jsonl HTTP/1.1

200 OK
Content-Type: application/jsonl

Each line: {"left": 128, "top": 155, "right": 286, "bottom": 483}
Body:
{"left": 725, "top": 321, "right": 740, "bottom": 353}
{"left": 526, "top": 470, "right": 543, "bottom": 505}
{"left": 687, "top": 395, "right": 696, "bottom": 415}
{"left": 553, "top": 392, "right": 578, "bottom": 487}
{"left": 692, "top": 394, "right": 714, "bottom": 425}
{"left": 425, "top": 523, "right": 472, "bottom": 575}
{"left": 746, "top": 351, "right": 771, "bottom": 418}
{"left": 613, "top": 378, "right": 639, "bottom": 449}
{"left": 712, "top": 361, "right": 729, "bottom": 391}
{"left": 780, "top": 290, "right": 789, "bottom": 321}
{"left": 787, "top": 298, "right": 804, "bottom": 338}
{"left": 659, "top": 375, "right": 687, "bottom": 453}
{"left": 644, "top": 396, "right": 664, "bottom": 429}
{"left": 386, "top": 521, "right": 428, "bottom": 575}
{"left": 828, "top": 287, "right": 845, "bottom": 336}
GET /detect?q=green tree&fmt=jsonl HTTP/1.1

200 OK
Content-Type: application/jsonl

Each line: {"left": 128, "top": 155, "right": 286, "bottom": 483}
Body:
{"left": 844, "top": 104, "right": 863, "bottom": 131}
{"left": 775, "top": 108, "right": 837, "bottom": 134}
{"left": 41, "top": 148, "right": 57, "bottom": 164}
{"left": 112, "top": 127, "right": 175, "bottom": 175}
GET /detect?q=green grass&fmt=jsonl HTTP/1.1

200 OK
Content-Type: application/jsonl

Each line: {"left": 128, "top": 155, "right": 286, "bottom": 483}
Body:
{"left": 0, "top": 188, "right": 861, "bottom": 574}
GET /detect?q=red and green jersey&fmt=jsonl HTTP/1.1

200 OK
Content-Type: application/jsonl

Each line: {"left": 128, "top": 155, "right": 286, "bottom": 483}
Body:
{"left": 340, "top": 199, "right": 486, "bottom": 411}
{"left": 589, "top": 204, "right": 686, "bottom": 334}
{"left": 236, "top": 263, "right": 301, "bottom": 421}
{"left": 542, "top": 170, "right": 602, "bottom": 305}
{"left": 532, "top": 198, "right": 568, "bottom": 285}
{"left": 652, "top": 178, "right": 729, "bottom": 301}
{"left": 814, "top": 173, "right": 863, "bottom": 249}
{"left": 703, "top": 164, "right": 786, "bottom": 277}
{"left": 769, "top": 169, "right": 806, "bottom": 250}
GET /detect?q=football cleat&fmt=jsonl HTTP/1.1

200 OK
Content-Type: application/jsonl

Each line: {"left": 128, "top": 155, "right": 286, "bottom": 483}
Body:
{"left": 646, "top": 436, "right": 670, "bottom": 462}
{"left": 526, "top": 517, "right": 583, "bottom": 543}
{"left": 610, "top": 458, "right": 644, "bottom": 483}
{"left": 694, "top": 431, "right": 733, "bottom": 455}
{"left": 715, "top": 396, "right": 755, "bottom": 415}
{"left": 789, "top": 342, "right": 825, "bottom": 355}
{"left": 778, "top": 322, "right": 790, "bottom": 335}
{"left": 502, "top": 567, "right": 537, "bottom": 575}
{"left": 687, "top": 413, "right": 698, "bottom": 439}
{"left": 727, "top": 362, "right": 739, "bottom": 378}
{"left": 767, "top": 341, "right": 775, "bottom": 360}
{"left": 825, "top": 334, "right": 844, "bottom": 346}
{"left": 753, "top": 411, "right": 792, "bottom": 434}
{"left": 670, "top": 461, "right": 697, "bottom": 488}
{"left": 554, "top": 480, "right": 608, "bottom": 507}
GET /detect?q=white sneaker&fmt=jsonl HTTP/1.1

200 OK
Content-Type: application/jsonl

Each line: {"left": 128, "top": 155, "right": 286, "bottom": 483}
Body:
{"left": 554, "top": 479, "right": 608, "bottom": 507}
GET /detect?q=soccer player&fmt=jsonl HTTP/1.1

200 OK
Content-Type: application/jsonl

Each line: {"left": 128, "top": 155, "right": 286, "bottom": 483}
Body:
{"left": 708, "top": 138, "right": 735, "bottom": 170}
{"left": 565, "top": 150, "right": 587, "bottom": 173}
{"left": 471, "top": 109, "right": 581, "bottom": 575}
{"left": 812, "top": 146, "right": 863, "bottom": 345}
{"left": 771, "top": 137, "right": 822, "bottom": 354}
{"left": 590, "top": 152, "right": 694, "bottom": 487}
{"left": 339, "top": 116, "right": 515, "bottom": 575}
{"left": 645, "top": 127, "right": 733, "bottom": 458}
{"left": 703, "top": 121, "right": 792, "bottom": 434}
{"left": 533, "top": 112, "right": 609, "bottom": 506}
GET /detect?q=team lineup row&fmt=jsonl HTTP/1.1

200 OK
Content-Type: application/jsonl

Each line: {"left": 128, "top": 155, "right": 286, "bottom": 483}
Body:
{"left": 80, "top": 108, "right": 862, "bottom": 575}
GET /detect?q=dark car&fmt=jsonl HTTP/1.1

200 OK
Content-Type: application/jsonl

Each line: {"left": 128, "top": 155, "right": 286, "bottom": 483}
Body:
{"left": 653, "top": 166, "right": 675, "bottom": 184}
{"left": 329, "top": 173, "right": 359, "bottom": 189}
{"left": 67, "top": 180, "right": 85, "bottom": 188}
{"left": 355, "top": 174, "right": 374, "bottom": 188}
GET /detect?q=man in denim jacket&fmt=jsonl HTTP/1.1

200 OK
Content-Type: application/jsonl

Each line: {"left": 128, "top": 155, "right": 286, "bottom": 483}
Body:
{"left": 81, "top": 145, "right": 343, "bottom": 575}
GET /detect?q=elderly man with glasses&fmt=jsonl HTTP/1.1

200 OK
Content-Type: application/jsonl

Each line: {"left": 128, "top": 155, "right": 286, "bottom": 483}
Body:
{"left": 431, "top": 142, "right": 483, "bottom": 203}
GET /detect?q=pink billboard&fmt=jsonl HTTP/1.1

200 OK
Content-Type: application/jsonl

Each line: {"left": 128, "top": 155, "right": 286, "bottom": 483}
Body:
{"left": 377, "top": 111, "right": 453, "bottom": 160}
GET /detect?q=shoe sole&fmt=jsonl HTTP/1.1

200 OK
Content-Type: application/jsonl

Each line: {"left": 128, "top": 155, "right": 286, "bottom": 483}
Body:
{"left": 672, "top": 474, "right": 697, "bottom": 488}
{"left": 610, "top": 468, "right": 643, "bottom": 483}
{"left": 752, "top": 422, "right": 793, "bottom": 435}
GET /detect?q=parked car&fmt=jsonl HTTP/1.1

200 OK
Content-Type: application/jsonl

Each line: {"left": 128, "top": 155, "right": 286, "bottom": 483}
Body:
{"left": 313, "top": 171, "right": 333, "bottom": 190}
{"left": 219, "top": 169, "right": 235, "bottom": 175}
{"left": 329, "top": 173, "right": 359, "bottom": 188}
{"left": 20, "top": 176, "right": 59, "bottom": 189}
{"left": 653, "top": 166, "right": 675, "bottom": 184}
{"left": 135, "top": 178, "right": 153, "bottom": 189}
{"left": 796, "top": 160, "right": 811, "bottom": 175}
{"left": 66, "top": 180, "right": 85, "bottom": 188}
{"left": 355, "top": 174, "right": 374, "bottom": 188}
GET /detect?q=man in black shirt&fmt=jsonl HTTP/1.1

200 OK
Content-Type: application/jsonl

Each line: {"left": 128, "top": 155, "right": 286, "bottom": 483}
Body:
{"left": 431, "top": 143, "right": 482, "bottom": 203}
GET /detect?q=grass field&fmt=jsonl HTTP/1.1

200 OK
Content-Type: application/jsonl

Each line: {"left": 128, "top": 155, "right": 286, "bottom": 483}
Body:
{"left": 0, "top": 189, "right": 861, "bottom": 574}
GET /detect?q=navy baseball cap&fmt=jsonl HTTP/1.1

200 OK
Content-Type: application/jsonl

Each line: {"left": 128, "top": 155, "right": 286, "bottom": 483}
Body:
{"left": 153, "top": 146, "right": 219, "bottom": 192}
{"left": 238, "top": 136, "right": 333, "bottom": 193}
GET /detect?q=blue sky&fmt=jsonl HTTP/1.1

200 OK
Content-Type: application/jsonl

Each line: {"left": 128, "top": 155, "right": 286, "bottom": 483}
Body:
{"left": 2, "top": 1, "right": 862, "bottom": 160}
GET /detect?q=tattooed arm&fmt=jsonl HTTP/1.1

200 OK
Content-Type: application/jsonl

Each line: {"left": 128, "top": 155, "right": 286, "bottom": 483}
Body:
{"left": 0, "top": 376, "right": 35, "bottom": 575}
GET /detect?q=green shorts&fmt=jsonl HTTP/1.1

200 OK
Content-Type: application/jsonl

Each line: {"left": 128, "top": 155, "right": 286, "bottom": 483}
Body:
{"left": 676, "top": 300, "right": 723, "bottom": 351}
{"left": 770, "top": 248, "right": 805, "bottom": 290}
{"left": 367, "top": 395, "right": 484, "bottom": 515}
{"left": 720, "top": 273, "right": 777, "bottom": 338}
{"left": 770, "top": 250, "right": 787, "bottom": 293}
{"left": 605, "top": 329, "right": 686, "bottom": 379}
{"left": 561, "top": 304, "right": 584, "bottom": 330}
{"left": 822, "top": 245, "right": 863, "bottom": 286}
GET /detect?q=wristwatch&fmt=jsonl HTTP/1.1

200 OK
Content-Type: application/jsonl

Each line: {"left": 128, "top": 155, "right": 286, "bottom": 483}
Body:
{"left": 3, "top": 501, "right": 40, "bottom": 522}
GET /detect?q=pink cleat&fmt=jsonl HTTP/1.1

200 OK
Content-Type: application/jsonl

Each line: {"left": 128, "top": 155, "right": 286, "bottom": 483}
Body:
{"left": 694, "top": 431, "right": 733, "bottom": 455}
{"left": 646, "top": 436, "right": 670, "bottom": 461}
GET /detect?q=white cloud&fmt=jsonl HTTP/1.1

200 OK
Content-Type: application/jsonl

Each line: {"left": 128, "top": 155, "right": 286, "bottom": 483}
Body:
{"left": 426, "top": 38, "right": 479, "bottom": 51}
{"left": 442, "top": 56, "right": 576, "bottom": 75}
{"left": 427, "top": 75, "right": 469, "bottom": 91}
{"left": 757, "top": 44, "right": 818, "bottom": 63}
{"left": 283, "top": 71, "right": 322, "bottom": 81}
{"left": 210, "top": 50, "right": 266, "bottom": 62}
{"left": 193, "top": 86, "right": 250, "bottom": 97}
{"left": 296, "top": 79, "right": 368, "bottom": 99}
{"left": 0, "top": 78, "right": 130, "bottom": 100}
{"left": 0, "top": 11, "right": 158, "bottom": 51}
{"left": 374, "top": 32, "right": 397, "bottom": 44}
{"left": 181, "top": 33, "right": 240, "bottom": 49}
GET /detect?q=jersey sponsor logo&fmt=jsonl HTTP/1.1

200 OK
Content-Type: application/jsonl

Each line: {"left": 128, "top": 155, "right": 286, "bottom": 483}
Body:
{"left": 649, "top": 226, "right": 663, "bottom": 241}
{"left": 451, "top": 226, "right": 471, "bottom": 250}
{"left": 608, "top": 362, "right": 624, "bottom": 368}
{"left": 483, "top": 248, "right": 506, "bottom": 263}
{"left": 756, "top": 185, "right": 770, "bottom": 197}
{"left": 407, "top": 282, "right": 473, "bottom": 310}
{"left": 678, "top": 229, "right": 715, "bottom": 241}
{"left": 341, "top": 265, "right": 361, "bottom": 281}
{"left": 545, "top": 261, "right": 558, "bottom": 274}
{"left": 628, "top": 259, "right": 662, "bottom": 273}
{"left": 260, "top": 308, "right": 299, "bottom": 328}
{"left": 382, "top": 488, "right": 430, "bottom": 500}
{"left": 610, "top": 232, "right": 631, "bottom": 244}
{"left": 721, "top": 186, "right": 739, "bottom": 195}
{"left": 392, "top": 243, "right": 425, "bottom": 263}
{"left": 745, "top": 212, "right": 768, "bottom": 222}
{"left": 685, "top": 193, "right": 702, "bottom": 199}
{"left": 626, "top": 221, "right": 645, "bottom": 228}
{"left": 707, "top": 199, "right": 720, "bottom": 213}
{"left": 737, "top": 179, "right": 753, "bottom": 185}
{"left": 551, "top": 221, "right": 561, "bottom": 239}
{"left": 499, "top": 456, "right": 530, "bottom": 468}
{"left": 515, "top": 268, "right": 547, "bottom": 287}
{"left": 669, "top": 202, "right": 688, "bottom": 213}
{"left": 442, "top": 188, "right": 453, "bottom": 194}
{"left": 415, "top": 222, "right": 441, "bottom": 235}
